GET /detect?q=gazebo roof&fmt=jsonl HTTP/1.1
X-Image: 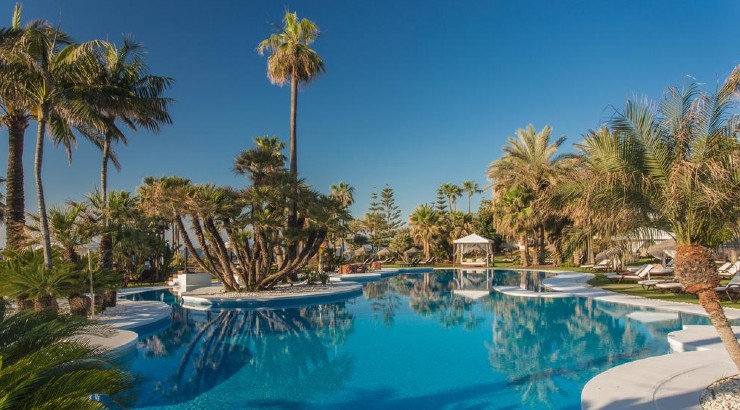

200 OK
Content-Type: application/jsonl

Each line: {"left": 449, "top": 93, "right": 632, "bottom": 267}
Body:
{"left": 453, "top": 233, "right": 495, "bottom": 244}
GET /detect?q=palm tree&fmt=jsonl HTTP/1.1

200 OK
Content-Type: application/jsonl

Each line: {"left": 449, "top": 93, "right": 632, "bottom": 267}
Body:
{"left": 92, "top": 36, "right": 173, "bottom": 270}
{"left": 409, "top": 205, "right": 441, "bottom": 258}
{"left": 0, "top": 308, "right": 132, "bottom": 408}
{"left": 2, "top": 12, "right": 108, "bottom": 268}
{"left": 0, "top": 4, "right": 30, "bottom": 251}
{"left": 492, "top": 186, "right": 534, "bottom": 267}
{"left": 330, "top": 182, "right": 355, "bottom": 208}
{"left": 461, "top": 180, "right": 481, "bottom": 213}
{"left": 488, "top": 124, "right": 572, "bottom": 265}
{"left": 257, "top": 11, "right": 325, "bottom": 178}
{"left": 586, "top": 68, "right": 740, "bottom": 370}
{"left": 438, "top": 183, "right": 462, "bottom": 212}
{"left": 330, "top": 182, "right": 355, "bottom": 258}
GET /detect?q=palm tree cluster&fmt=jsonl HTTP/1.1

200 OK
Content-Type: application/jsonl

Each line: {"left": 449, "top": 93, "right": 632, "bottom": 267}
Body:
{"left": 404, "top": 180, "right": 488, "bottom": 260}
{"left": 138, "top": 137, "right": 351, "bottom": 291}
{"left": 0, "top": 4, "right": 172, "bottom": 269}
{"left": 487, "top": 68, "right": 740, "bottom": 370}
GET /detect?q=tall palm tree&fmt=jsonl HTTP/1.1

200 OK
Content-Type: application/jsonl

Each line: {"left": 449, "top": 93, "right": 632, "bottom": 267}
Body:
{"left": 330, "top": 182, "right": 355, "bottom": 208}
{"left": 2, "top": 12, "right": 107, "bottom": 268}
{"left": 0, "top": 4, "right": 30, "bottom": 251}
{"left": 92, "top": 36, "right": 173, "bottom": 270}
{"left": 488, "top": 124, "right": 572, "bottom": 265}
{"left": 330, "top": 182, "right": 354, "bottom": 258}
{"left": 461, "top": 180, "right": 481, "bottom": 214}
{"left": 409, "top": 205, "right": 441, "bottom": 258}
{"left": 492, "top": 186, "right": 534, "bottom": 267}
{"left": 587, "top": 68, "right": 740, "bottom": 370}
{"left": 257, "top": 10, "right": 325, "bottom": 178}
{"left": 438, "top": 183, "right": 462, "bottom": 212}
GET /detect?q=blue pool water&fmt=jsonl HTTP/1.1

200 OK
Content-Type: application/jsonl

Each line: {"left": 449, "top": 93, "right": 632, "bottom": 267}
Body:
{"left": 120, "top": 269, "right": 717, "bottom": 409}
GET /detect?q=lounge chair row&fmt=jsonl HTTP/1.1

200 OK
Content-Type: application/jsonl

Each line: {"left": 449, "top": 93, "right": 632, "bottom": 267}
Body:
{"left": 611, "top": 261, "right": 740, "bottom": 302}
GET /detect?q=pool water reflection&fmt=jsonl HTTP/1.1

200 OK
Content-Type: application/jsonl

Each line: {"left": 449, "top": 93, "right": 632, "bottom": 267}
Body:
{"left": 122, "top": 269, "right": 716, "bottom": 409}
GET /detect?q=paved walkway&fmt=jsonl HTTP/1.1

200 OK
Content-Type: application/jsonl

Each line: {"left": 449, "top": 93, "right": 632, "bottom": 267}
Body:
{"left": 78, "top": 299, "right": 172, "bottom": 354}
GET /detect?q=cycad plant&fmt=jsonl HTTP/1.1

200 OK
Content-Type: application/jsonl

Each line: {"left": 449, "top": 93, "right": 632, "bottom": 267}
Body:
{"left": 585, "top": 68, "right": 740, "bottom": 370}
{"left": 0, "top": 306, "right": 132, "bottom": 408}
{"left": 0, "top": 250, "right": 77, "bottom": 311}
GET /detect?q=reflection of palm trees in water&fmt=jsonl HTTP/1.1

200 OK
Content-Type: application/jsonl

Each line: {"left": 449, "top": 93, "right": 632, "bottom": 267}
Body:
{"left": 364, "top": 280, "right": 402, "bottom": 327}
{"left": 390, "top": 272, "right": 485, "bottom": 330}
{"left": 137, "top": 303, "right": 355, "bottom": 407}
{"left": 482, "top": 296, "right": 655, "bottom": 407}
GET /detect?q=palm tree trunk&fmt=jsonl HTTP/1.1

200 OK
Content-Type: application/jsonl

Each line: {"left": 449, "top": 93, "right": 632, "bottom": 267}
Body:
{"left": 34, "top": 111, "right": 53, "bottom": 269}
{"left": 538, "top": 225, "right": 546, "bottom": 265}
{"left": 520, "top": 234, "right": 529, "bottom": 267}
{"left": 467, "top": 194, "right": 471, "bottom": 214}
{"left": 99, "top": 134, "right": 113, "bottom": 270}
{"left": 5, "top": 113, "right": 28, "bottom": 252}
{"left": 289, "top": 73, "right": 298, "bottom": 178}
{"left": 675, "top": 244, "right": 740, "bottom": 372}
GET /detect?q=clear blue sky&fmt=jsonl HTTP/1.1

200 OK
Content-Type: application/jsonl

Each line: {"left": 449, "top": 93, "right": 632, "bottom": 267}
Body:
{"left": 1, "top": 0, "right": 739, "bottom": 232}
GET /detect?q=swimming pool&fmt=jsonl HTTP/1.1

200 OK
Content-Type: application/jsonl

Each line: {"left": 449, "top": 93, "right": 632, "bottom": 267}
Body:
{"left": 120, "top": 269, "right": 717, "bottom": 409}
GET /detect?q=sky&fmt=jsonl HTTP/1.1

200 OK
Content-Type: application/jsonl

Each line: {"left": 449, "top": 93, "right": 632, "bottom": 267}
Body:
{"left": 1, "top": 0, "right": 740, "bottom": 243}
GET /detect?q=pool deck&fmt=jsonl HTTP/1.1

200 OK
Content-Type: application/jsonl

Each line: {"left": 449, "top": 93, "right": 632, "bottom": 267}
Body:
{"left": 180, "top": 281, "right": 363, "bottom": 308}
{"left": 77, "top": 299, "right": 172, "bottom": 354}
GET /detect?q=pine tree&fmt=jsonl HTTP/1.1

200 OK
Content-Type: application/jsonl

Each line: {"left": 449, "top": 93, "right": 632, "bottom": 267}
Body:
{"left": 435, "top": 188, "right": 448, "bottom": 214}
{"left": 378, "top": 186, "right": 403, "bottom": 245}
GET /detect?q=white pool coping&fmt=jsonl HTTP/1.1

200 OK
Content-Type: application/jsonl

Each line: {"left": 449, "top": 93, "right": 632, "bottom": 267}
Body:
{"left": 75, "top": 298, "right": 172, "bottom": 354}
{"left": 180, "top": 281, "right": 363, "bottom": 308}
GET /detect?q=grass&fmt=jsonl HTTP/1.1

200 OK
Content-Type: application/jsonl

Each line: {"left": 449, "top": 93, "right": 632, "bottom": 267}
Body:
{"left": 587, "top": 272, "right": 739, "bottom": 308}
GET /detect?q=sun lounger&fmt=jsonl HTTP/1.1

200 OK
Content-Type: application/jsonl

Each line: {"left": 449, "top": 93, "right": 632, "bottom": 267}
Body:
{"left": 639, "top": 277, "right": 676, "bottom": 290}
{"left": 581, "top": 259, "right": 609, "bottom": 270}
{"left": 655, "top": 282, "right": 684, "bottom": 293}
{"left": 716, "top": 270, "right": 740, "bottom": 303}
{"left": 608, "top": 264, "right": 653, "bottom": 283}
{"left": 719, "top": 261, "right": 740, "bottom": 279}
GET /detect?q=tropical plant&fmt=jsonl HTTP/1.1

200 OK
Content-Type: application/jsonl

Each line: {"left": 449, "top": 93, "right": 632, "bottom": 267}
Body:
{"left": 0, "top": 307, "right": 132, "bottom": 408}
{"left": 0, "top": 4, "right": 31, "bottom": 252}
{"left": 583, "top": 68, "right": 740, "bottom": 370}
{"left": 438, "top": 183, "right": 462, "bottom": 212}
{"left": 487, "top": 124, "right": 573, "bottom": 264}
{"left": 0, "top": 7, "right": 112, "bottom": 268}
{"left": 492, "top": 186, "right": 535, "bottom": 266}
{"left": 0, "top": 250, "right": 77, "bottom": 311}
{"left": 89, "top": 36, "right": 173, "bottom": 271}
{"left": 142, "top": 137, "right": 347, "bottom": 291}
{"left": 409, "top": 205, "right": 441, "bottom": 258}
{"left": 257, "top": 10, "right": 325, "bottom": 178}
{"left": 461, "top": 180, "right": 482, "bottom": 213}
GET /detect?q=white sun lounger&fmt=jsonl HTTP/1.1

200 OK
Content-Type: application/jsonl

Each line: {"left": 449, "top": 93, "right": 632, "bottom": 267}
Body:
{"left": 719, "top": 261, "right": 740, "bottom": 279}
{"left": 716, "top": 270, "right": 740, "bottom": 302}
{"left": 609, "top": 264, "right": 654, "bottom": 283}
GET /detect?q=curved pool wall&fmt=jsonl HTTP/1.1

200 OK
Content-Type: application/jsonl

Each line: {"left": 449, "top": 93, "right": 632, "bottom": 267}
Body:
{"left": 118, "top": 269, "right": 728, "bottom": 409}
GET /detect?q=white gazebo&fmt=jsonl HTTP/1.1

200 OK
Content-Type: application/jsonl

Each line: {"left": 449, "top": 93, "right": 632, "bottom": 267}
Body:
{"left": 453, "top": 233, "right": 495, "bottom": 266}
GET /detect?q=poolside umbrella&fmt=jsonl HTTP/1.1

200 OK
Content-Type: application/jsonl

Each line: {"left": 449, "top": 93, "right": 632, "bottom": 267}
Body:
{"left": 353, "top": 247, "right": 368, "bottom": 256}
{"left": 647, "top": 239, "right": 676, "bottom": 260}
{"left": 404, "top": 247, "right": 421, "bottom": 256}
{"left": 595, "top": 246, "right": 622, "bottom": 262}
{"left": 377, "top": 248, "right": 391, "bottom": 256}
